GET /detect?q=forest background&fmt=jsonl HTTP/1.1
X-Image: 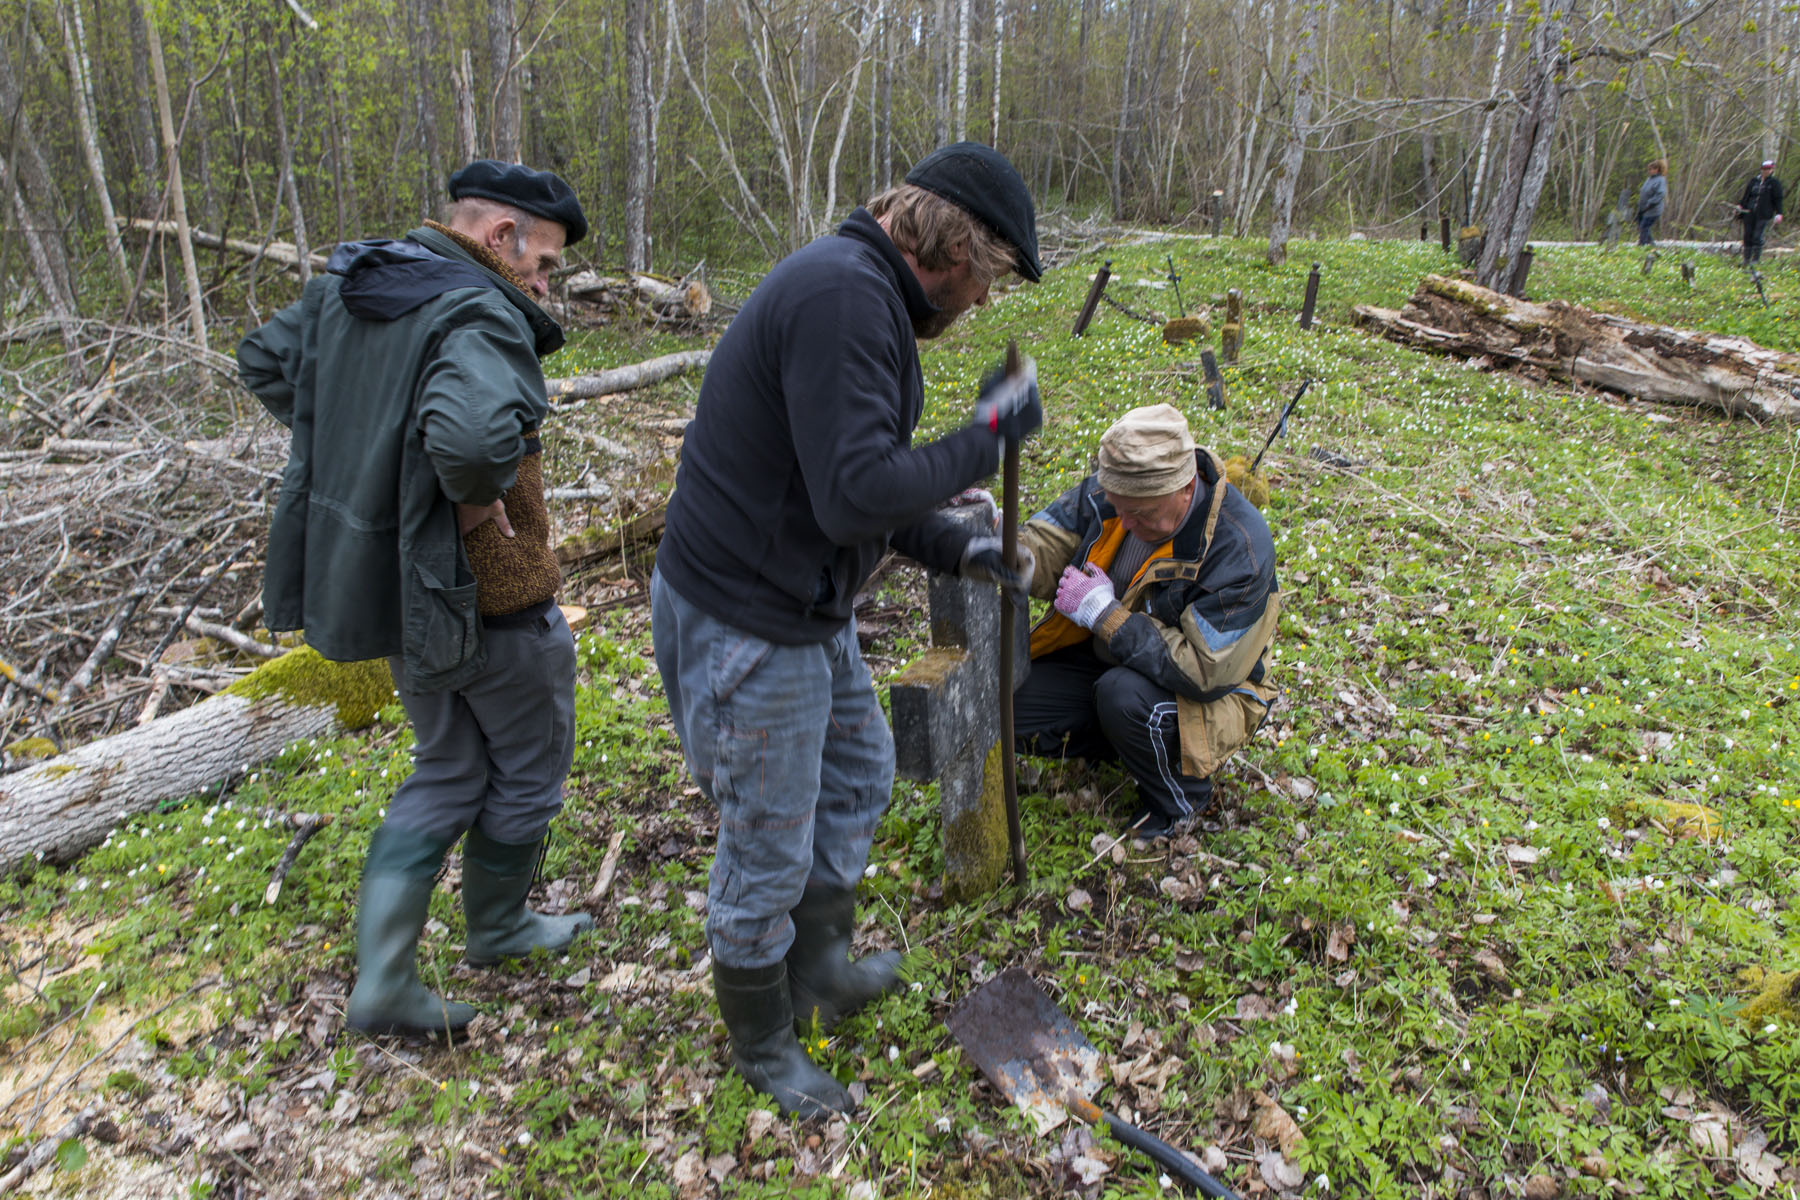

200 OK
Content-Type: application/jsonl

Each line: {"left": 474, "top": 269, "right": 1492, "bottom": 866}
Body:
{"left": 4, "top": 0, "right": 1798, "bottom": 329}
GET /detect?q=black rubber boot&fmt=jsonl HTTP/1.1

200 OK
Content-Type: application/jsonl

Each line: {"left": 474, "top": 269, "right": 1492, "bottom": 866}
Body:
{"left": 713, "top": 960, "right": 856, "bottom": 1118}
{"left": 345, "top": 825, "right": 477, "bottom": 1037}
{"left": 461, "top": 828, "right": 595, "bottom": 967}
{"left": 786, "top": 883, "right": 901, "bottom": 1034}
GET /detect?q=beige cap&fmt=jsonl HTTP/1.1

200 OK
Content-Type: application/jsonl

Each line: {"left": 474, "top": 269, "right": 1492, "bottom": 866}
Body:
{"left": 1097, "top": 404, "right": 1197, "bottom": 497}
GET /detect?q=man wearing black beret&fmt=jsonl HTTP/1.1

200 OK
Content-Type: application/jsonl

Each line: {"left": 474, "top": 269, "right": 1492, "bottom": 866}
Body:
{"left": 238, "top": 161, "right": 592, "bottom": 1038}
{"left": 652, "top": 142, "right": 1044, "bottom": 1116}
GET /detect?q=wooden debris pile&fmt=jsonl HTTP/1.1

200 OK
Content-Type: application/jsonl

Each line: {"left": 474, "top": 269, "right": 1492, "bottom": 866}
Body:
{"left": 1352, "top": 274, "right": 1800, "bottom": 423}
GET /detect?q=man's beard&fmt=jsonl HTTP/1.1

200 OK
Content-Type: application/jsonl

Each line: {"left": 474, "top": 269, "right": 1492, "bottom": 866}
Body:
{"left": 911, "top": 280, "right": 968, "bottom": 340}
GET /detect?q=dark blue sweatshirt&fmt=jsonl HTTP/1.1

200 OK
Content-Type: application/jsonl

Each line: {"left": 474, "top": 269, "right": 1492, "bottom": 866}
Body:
{"left": 656, "top": 208, "right": 997, "bottom": 643}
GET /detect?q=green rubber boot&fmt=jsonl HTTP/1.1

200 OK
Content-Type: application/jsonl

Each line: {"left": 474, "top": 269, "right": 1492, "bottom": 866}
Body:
{"left": 714, "top": 960, "right": 856, "bottom": 1118}
{"left": 787, "top": 883, "right": 901, "bottom": 1033}
{"left": 345, "top": 826, "right": 477, "bottom": 1037}
{"left": 461, "top": 828, "right": 595, "bottom": 967}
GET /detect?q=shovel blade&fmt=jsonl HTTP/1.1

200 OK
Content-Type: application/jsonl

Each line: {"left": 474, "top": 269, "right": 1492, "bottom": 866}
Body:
{"left": 946, "top": 967, "right": 1104, "bottom": 1136}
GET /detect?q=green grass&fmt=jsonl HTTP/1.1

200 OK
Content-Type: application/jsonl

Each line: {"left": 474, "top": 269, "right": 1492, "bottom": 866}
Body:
{"left": 3, "top": 236, "right": 1797, "bottom": 1198}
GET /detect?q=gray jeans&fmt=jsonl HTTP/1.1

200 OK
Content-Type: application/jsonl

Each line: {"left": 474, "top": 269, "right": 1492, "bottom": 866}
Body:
{"left": 651, "top": 570, "right": 894, "bottom": 969}
{"left": 385, "top": 603, "right": 577, "bottom": 845}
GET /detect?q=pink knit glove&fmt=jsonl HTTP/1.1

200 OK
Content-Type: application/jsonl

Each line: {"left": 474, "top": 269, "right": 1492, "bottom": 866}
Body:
{"left": 1054, "top": 564, "right": 1117, "bottom": 629}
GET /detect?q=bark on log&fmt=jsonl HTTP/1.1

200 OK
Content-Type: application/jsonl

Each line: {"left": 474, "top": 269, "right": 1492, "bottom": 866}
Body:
{"left": 0, "top": 648, "right": 390, "bottom": 876}
{"left": 545, "top": 349, "right": 712, "bottom": 403}
{"left": 1352, "top": 274, "right": 1800, "bottom": 423}
{"left": 120, "top": 217, "right": 330, "bottom": 276}
{"left": 562, "top": 271, "right": 713, "bottom": 320}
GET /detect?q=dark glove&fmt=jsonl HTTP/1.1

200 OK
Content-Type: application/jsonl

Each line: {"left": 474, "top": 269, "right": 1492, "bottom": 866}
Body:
{"left": 971, "top": 356, "right": 1042, "bottom": 442}
{"left": 959, "top": 535, "right": 1035, "bottom": 595}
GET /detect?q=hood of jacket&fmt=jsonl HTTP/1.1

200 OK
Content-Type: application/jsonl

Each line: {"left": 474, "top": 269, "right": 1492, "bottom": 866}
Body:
{"left": 329, "top": 230, "right": 564, "bottom": 357}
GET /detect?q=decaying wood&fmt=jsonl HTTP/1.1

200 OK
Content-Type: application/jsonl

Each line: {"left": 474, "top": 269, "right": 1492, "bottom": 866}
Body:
{"left": 1352, "top": 274, "right": 1800, "bottom": 423}
{"left": 0, "top": 649, "right": 388, "bottom": 877}
{"left": 563, "top": 270, "right": 712, "bottom": 321}
{"left": 120, "top": 217, "right": 329, "bottom": 276}
{"left": 555, "top": 507, "right": 667, "bottom": 572}
{"left": 545, "top": 350, "right": 712, "bottom": 403}
{"left": 587, "top": 828, "right": 628, "bottom": 905}
{"left": 0, "top": 1106, "right": 97, "bottom": 1193}
{"left": 264, "top": 812, "right": 334, "bottom": 905}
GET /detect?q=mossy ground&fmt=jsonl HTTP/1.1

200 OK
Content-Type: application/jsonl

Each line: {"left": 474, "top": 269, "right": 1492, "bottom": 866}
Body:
{"left": 2, "top": 235, "right": 1797, "bottom": 1198}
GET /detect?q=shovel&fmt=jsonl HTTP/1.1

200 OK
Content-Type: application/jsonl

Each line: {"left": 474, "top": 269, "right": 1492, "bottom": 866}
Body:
{"left": 947, "top": 968, "right": 1242, "bottom": 1199}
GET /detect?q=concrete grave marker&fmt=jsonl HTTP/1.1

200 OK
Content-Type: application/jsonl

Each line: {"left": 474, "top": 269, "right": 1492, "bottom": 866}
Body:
{"left": 889, "top": 506, "right": 1029, "bottom": 901}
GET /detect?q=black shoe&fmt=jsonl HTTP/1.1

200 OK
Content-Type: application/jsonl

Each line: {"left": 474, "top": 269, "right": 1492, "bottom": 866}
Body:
{"left": 787, "top": 883, "right": 901, "bottom": 1034}
{"left": 1125, "top": 804, "right": 1178, "bottom": 839}
{"left": 713, "top": 960, "right": 856, "bottom": 1118}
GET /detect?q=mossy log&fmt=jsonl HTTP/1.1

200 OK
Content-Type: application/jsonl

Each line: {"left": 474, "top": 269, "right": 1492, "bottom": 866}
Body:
{"left": 544, "top": 349, "right": 712, "bottom": 404}
{"left": 1352, "top": 274, "right": 1800, "bottom": 423}
{"left": 0, "top": 647, "right": 390, "bottom": 876}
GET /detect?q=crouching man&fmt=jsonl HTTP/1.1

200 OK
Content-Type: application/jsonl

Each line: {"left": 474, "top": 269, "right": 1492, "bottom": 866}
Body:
{"left": 1016, "top": 404, "right": 1279, "bottom": 837}
{"left": 237, "top": 161, "right": 595, "bottom": 1037}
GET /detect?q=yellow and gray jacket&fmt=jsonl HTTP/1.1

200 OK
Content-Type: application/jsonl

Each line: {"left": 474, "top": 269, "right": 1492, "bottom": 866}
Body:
{"left": 1020, "top": 449, "right": 1279, "bottom": 778}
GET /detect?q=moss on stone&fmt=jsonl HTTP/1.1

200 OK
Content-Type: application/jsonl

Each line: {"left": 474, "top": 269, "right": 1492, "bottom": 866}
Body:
{"left": 1223, "top": 455, "right": 1272, "bottom": 509}
{"left": 4, "top": 736, "right": 59, "bottom": 761}
{"left": 222, "top": 646, "right": 392, "bottom": 730}
{"left": 1737, "top": 966, "right": 1800, "bottom": 1027}
{"left": 942, "top": 739, "right": 1012, "bottom": 904}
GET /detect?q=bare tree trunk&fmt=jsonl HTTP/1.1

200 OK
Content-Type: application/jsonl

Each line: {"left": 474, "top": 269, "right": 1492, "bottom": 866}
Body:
{"left": 625, "top": 0, "right": 651, "bottom": 269}
{"left": 58, "top": 1, "right": 130, "bottom": 296}
{"left": 1266, "top": 0, "right": 1320, "bottom": 265}
{"left": 1476, "top": 3, "right": 1568, "bottom": 292}
{"left": 879, "top": 0, "right": 893, "bottom": 186}
{"left": 953, "top": 0, "right": 971, "bottom": 141}
{"left": 266, "top": 44, "right": 312, "bottom": 282}
{"left": 454, "top": 49, "right": 480, "bottom": 165}
{"left": 125, "top": 0, "right": 160, "bottom": 210}
{"left": 0, "top": 34, "right": 76, "bottom": 308}
{"left": 1468, "top": 0, "right": 1516, "bottom": 221}
{"left": 487, "top": 0, "right": 522, "bottom": 161}
{"left": 0, "top": 156, "right": 78, "bottom": 353}
{"left": 1418, "top": 0, "right": 1439, "bottom": 225}
{"left": 989, "top": 0, "right": 1003, "bottom": 148}
{"left": 143, "top": 14, "right": 207, "bottom": 351}
{"left": 1111, "top": 2, "right": 1140, "bottom": 218}
{"left": 408, "top": 0, "right": 444, "bottom": 215}
{"left": 933, "top": 0, "right": 949, "bottom": 145}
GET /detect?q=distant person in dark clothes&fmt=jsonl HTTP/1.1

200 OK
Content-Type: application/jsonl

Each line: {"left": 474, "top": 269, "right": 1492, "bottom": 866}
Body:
{"left": 1636, "top": 159, "right": 1667, "bottom": 246}
{"left": 1737, "top": 159, "right": 1785, "bottom": 265}
{"left": 238, "top": 161, "right": 594, "bottom": 1039}
{"left": 652, "top": 142, "right": 1043, "bottom": 1118}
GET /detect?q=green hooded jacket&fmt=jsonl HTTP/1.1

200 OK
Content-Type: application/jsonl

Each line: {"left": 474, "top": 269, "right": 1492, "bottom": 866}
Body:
{"left": 236, "top": 225, "right": 563, "bottom": 692}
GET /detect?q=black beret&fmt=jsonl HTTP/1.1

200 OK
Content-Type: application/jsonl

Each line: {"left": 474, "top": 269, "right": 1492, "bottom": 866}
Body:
{"left": 905, "top": 142, "right": 1042, "bottom": 282}
{"left": 448, "top": 160, "right": 588, "bottom": 245}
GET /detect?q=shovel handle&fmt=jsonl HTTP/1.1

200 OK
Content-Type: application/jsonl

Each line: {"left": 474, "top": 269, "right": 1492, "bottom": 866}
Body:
{"left": 1067, "top": 1095, "right": 1242, "bottom": 1200}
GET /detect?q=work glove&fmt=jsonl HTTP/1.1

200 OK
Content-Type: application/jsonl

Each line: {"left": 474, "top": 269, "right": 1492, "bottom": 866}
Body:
{"left": 971, "top": 356, "right": 1042, "bottom": 443}
{"left": 946, "top": 486, "right": 998, "bottom": 531}
{"left": 959, "top": 536, "right": 1035, "bottom": 596}
{"left": 1054, "top": 564, "right": 1117, "bottom": 629}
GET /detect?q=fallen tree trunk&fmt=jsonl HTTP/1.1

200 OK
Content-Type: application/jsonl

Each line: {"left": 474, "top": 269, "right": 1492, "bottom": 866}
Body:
{"left": 1352, "top": 274, "right": 1800, "bottom": 422}
{"left": 0, "top": 647, "right": 390, "bottom": 876}
{"left": 120, "top": 217, "right": 329, "bottom": 276}
{"left": 545, "top": 349, "right": 712, "bottom": 403}
{"left": 563, "top": 270, "right": 712, "bottom": 321}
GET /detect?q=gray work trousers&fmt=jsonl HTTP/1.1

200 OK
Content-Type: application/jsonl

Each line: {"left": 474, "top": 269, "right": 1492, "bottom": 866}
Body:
{"left": 384, "top": 603, "right": 577, "bottom": 845}
{"left": 651, "top": 570, "right": 894, "bottom": 969}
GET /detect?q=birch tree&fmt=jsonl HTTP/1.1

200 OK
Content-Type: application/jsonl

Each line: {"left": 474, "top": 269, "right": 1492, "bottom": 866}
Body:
{"left": 1266, "top": 0, "right": 1319, "bottom": 263}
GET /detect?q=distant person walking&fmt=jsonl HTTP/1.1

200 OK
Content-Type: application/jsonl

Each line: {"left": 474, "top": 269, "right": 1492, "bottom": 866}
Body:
{"left": 1736, "top": 159, "right": 1785, "bottom": 265}
{"left": 1635, "top": 160, "right": 1667, "bottom": 246}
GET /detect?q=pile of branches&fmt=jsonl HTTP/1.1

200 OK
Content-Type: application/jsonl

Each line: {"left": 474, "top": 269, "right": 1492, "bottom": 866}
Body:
{"left": 0, "top": 321, "right": 283, "bottom": 763}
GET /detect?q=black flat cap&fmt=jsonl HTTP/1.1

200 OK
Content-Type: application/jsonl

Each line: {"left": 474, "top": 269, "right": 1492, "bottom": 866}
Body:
{"left": 448, "top": 160, "right": 588, "bottom": 245}
{"left": 905, "top": 142, "right": 1042, "bottom": 282}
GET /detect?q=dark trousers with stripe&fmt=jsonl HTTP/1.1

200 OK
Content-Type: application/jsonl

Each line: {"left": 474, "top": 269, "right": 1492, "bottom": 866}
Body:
{"left": 1013, "top": 643, "right": 1214, "bottom": 821}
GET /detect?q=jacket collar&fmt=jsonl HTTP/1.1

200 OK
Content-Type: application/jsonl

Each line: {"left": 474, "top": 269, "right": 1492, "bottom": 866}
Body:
{"left": 406, "top": 225, "right": 565, "bottom": 357}
{"left": 837, "top": 207, "right": 940, "bottom": 327}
